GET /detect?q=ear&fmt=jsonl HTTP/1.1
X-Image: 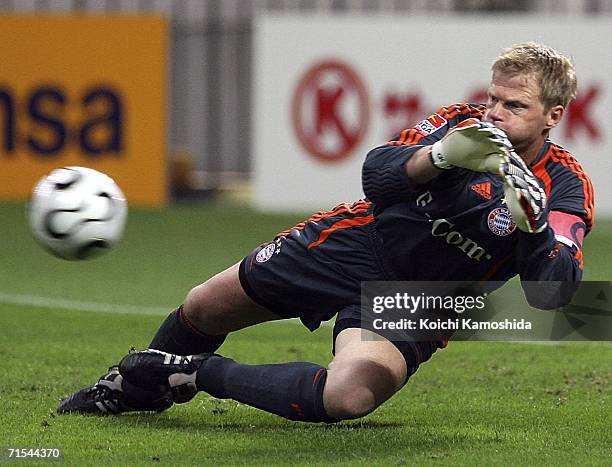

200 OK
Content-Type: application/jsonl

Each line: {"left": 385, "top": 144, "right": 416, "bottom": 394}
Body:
{"left": 545, "top": 105, "right": 564, "bottom": 129}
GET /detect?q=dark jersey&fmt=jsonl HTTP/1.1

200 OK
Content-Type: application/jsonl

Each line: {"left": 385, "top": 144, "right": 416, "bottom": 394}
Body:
{"left": 362, "top": 103, "right": 595, "bottom": 293}
{"left": 240, "top": 103, "right": 595, "bottom": 332}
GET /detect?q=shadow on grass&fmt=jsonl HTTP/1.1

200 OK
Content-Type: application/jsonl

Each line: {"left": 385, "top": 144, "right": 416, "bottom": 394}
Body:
{"left": 91, "top": 410, "right": 489, "bottom": 464}
{"left": 47, "top": 394, "right": 509, "bottom": 463}
{"left": 109, "top": 412, "right": 403, "bottom": 431}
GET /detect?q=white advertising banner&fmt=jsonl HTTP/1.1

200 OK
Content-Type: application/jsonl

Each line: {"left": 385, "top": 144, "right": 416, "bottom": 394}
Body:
{"left": 253, "top": 15, "right": 611, "bottom": 217}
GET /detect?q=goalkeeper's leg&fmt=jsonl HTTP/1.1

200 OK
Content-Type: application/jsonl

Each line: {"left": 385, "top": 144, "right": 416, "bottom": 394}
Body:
{"left": 120, "top": 294, "right": 446, "bottom": 421}
{"left": 323, "top": 327, "right": 408, "bottom": 419}
{"left": 128, "top": 259, "right": 410, "bottom": 421}
{"left": 147, "top": 262, "right": 283, "bottom": 356}
{"left": 58, "top": 262, "right": 283, "bottom": 415}
{"left": 119, "top": 326, "right": 410, "bottom": 422}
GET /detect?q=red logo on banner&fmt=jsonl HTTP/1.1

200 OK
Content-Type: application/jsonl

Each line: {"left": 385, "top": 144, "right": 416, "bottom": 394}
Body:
{"left": 383, "top": 92, "right": 423, "bottom": 136}
{"left": 565, "top": 84, "right": 601, "bottom": 141}
{"left": 292, "top": 60, "right": 369, "bottom": 163}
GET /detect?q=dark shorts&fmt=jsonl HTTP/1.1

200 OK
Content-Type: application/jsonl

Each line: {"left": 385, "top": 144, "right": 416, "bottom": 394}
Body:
{"left": 238, "top": 200, "right": 443, "bottom": 377}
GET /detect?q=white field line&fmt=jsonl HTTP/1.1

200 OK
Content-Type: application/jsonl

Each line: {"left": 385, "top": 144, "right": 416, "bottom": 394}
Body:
{"left": 0, "top": 291, "right": 170, "bottom": 315}
{"left": 0, "top": 290, "right": 303, "bottom": 324}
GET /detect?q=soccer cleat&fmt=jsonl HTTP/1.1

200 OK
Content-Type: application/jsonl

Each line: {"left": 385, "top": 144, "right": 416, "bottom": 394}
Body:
{"left": 119, "top": 349, "right": 208, "bottom": 404}
{"left": 57, "top": 366, "right": 173, "bottom": 415}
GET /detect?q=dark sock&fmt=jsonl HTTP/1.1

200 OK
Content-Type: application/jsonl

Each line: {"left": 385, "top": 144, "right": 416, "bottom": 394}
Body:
{"left": 195, "top": 356, "right": 334, "bottom": 423}
{"left": 148, "top": 306, "right": 227, "bottom": 355}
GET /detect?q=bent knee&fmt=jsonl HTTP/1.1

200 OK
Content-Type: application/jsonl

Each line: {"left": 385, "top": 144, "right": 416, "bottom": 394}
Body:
{"left": 181, "top": 265, "right": 281, "bottom": 334}
{"left": 183, "top": 282, "right": 212, "bottom": 323}
{"left": 326, "top": 385, "right": 378, "bottom": 420}
{"left": 324, "top": 359, "right": 401, "bottom": 420}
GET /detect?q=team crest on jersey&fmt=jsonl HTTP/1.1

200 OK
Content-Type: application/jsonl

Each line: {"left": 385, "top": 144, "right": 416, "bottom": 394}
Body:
{"left": 415, "top": 113, "right": 447, "bottom": 136}
{"left": 487, "top": 207, "right": 516, "bottom": 236}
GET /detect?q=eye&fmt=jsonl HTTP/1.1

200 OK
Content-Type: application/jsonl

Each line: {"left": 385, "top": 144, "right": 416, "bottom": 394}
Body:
{"left": 506, "top": 102, "right": 524, "bottom": 111}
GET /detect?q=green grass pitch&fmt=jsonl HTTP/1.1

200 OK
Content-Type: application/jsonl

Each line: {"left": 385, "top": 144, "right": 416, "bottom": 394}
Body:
{"left": 0, "top": 201, "right": 610, "bottom": 465}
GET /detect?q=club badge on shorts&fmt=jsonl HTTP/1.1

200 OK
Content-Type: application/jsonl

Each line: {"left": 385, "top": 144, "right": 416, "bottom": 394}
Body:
{"left": 255, "top": 243, "right": 276, "bottom": 263}
{"left": 487, "top": 207, "right": 516, "bottom": 236}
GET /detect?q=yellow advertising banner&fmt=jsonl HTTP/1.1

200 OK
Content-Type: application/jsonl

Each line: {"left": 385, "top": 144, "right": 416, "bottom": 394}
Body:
{"left": 0, "top": 15, "right": 168, "bottom": 206}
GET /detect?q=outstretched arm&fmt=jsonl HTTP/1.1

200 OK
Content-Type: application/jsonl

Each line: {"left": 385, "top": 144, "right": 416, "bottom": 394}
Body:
{"left": 363, "top": 114, "right": 511, "bottom": 207}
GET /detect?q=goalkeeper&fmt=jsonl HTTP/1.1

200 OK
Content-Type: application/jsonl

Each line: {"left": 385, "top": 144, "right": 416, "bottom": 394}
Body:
{"left": 59, "top": 42, "right": 594, "bottom": 422}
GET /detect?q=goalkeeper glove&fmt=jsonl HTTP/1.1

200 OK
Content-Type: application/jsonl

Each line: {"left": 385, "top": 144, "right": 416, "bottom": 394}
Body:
{"left": 430, "top": 119, "right": 511, "bottom": 174}
{"left": 501, "top": 152, "right": 548, "bottom": 233}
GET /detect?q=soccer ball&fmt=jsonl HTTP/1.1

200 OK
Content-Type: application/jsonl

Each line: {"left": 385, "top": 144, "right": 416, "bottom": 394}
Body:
{"left": 28, "top": 166, "right": 128, "bottom": 260}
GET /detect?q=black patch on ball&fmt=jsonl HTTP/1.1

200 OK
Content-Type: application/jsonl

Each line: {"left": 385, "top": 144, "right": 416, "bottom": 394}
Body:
{"left": 76, "top": 239, "right": 110, "bottom": 260}
{"left": 54, "top": 168, "right": 83, "bottom": 190}
{"left": 43, "top": 208, "right": 80, "bottom": 239}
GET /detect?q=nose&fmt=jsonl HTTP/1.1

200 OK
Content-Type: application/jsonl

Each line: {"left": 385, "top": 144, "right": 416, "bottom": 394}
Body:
{"left": 485, "top": 102, "right": 503, "bottom": 123}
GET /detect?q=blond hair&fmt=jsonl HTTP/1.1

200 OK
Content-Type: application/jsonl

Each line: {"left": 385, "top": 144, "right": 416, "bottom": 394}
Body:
{"left": 492, "top": 42, "right": 577, "bottom": 109}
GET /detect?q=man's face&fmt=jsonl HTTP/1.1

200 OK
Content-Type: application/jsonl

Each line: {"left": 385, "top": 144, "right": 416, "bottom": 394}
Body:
{"left": 483, "top": 72, "right": 561, "bottom": 154}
